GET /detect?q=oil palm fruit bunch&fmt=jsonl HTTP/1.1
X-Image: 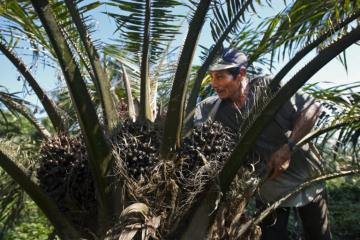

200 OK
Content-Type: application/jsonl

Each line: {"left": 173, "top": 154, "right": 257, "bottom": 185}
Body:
{"left": 177, "top": 121, "right": 237, "bottom": 173}
{"left": 111, "top": 119, "right": 161, "bottom": 180}
{"left": 37, "top": 134, "right": 96, "bottom": 228}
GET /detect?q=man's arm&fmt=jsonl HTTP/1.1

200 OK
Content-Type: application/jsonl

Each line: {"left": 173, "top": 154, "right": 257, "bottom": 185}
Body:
{"left": 268, "top": 101, "right": 321, "bottom": 180}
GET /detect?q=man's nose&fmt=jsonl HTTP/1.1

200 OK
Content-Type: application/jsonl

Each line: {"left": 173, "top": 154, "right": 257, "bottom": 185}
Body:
{"left": 211, "top": 79, "right": 218, "bottom": 88}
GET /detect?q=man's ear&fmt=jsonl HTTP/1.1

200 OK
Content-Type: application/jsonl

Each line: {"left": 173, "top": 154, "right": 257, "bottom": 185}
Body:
{"left": 236, "top": 68, "right": 247, "bottom": 81}
{"left": 239, "top": 68, "right": 247, "bottom": 77}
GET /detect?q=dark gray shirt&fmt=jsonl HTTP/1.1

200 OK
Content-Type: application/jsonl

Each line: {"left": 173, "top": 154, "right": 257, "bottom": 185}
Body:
{"left": 194, "top": 76, "right": 324, "bottom": 206}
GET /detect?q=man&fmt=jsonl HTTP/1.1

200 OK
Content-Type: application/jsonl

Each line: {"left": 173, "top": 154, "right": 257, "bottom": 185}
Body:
{"left": 194, "top": 48, "right": 331, "bottom": 240}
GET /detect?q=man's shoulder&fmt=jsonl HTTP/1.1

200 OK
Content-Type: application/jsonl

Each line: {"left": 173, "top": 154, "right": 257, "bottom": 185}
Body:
{"left": 197, "top": 95, "right": 220, "bottom": 109}
{"left": 193, "top": 96, "right": 220, "bottom": 125}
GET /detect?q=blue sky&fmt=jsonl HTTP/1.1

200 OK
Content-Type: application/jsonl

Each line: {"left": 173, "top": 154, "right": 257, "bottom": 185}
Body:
{"left": 0, "top": 1, "right": 359, "bottom": 113}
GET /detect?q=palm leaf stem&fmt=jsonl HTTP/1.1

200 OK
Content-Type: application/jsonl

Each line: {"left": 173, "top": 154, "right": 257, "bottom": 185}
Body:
{"left": 160, "top": 0, "right": 212, "bottom": 157}
{"left": 121, "top": 64, "right": 136, "bottom": 121}
{"left": 139, "top": 0, "right": 153, "bottom": 122}
{"left": 269, "top": 10, "right": 360, "bottom": 90}
{"left": 64, "top": 0, "right": 118, "bottom": 130}
{"left": 0, "top": 41, "right": 65, "bottom": 132}
{"left": 297, "top": 118, "right": 360, "bottom": 147}
{"left": 0, "top": 149, "right": 81, "bottom": 240}
{"left": 61, "top": 27, "right": 96, "bottom": 81}
{"left": 30, "top": 0, "right": 115, "bottom": 230}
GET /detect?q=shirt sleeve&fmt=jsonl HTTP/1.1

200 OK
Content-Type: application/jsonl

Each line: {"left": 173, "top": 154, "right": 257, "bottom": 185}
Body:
{"left": 193, "top": 96, "right": 219, "bottom": 127}
{"left": 291, "top": 91, "right": 318, "bottom": 119}
{"left": 275, "top": 91, "right": 318, "bottom": 131}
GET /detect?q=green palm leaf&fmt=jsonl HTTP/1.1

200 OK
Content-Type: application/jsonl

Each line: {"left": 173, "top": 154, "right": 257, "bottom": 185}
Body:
{"left": 107, "top": 0, "right": 182, "bottom": 63}
{"left": 107, "top": 0, "right": 182, "bottom": 121}
{"left": 64, "top": 0, "right": 118, "bottom": 130}
{"left": 250, "top": 0, "right": 360, "bottom": 66}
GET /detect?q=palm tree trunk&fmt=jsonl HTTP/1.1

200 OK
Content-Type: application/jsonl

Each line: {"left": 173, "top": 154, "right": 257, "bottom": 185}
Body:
{"left": 0, "top": 41, "right": 65, "bottom": 132}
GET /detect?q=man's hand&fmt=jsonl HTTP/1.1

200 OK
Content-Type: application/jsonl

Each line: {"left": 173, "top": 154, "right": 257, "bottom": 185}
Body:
{"left": 268, "top": 144, "right": 292, "bottom": 180}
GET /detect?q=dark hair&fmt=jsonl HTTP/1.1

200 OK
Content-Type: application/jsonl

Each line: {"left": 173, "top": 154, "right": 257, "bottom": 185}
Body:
{"left": 226, "top": 67, "right": 241, "bottom": 77}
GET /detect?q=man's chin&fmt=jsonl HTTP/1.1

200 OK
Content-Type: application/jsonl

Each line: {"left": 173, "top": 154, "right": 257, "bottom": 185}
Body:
{"left": 217, "top": 94, "right": 227, "bottom": 99}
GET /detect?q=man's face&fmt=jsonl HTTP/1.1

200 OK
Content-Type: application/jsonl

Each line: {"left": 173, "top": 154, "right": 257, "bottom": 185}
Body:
{"left": 210, "top": 69, "right": 241, "bottom": 100}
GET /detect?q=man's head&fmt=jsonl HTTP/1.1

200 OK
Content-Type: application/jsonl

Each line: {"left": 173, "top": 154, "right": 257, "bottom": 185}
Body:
{"left": 209, "top": 48, "right": 248, "bottom": 101}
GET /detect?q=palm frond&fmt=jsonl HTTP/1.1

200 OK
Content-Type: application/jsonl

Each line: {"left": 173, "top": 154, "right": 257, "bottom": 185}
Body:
{"left": 108, "top": 0, "right": 183, "bottom": 121}
{"left": 269, "top": 10, "right": 360, "bottom": 89}
{"left": 0, "top": 0, "right": 52, "bottom": 50}
{"left": 250, "top": 0, "right": 360, "bottom": 67}
{"left": 64, "top": 0, "right": 118, "bottom": 129}
{"left": 302, "top": 81, "right": 360, "bottom": 162}
{"left": 107, "top": 0, "right": 183, "bottom": 63}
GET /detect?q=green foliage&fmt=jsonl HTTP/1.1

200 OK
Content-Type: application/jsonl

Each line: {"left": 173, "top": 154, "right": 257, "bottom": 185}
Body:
{"left": 5, "top": 200, "right": 55, "bottom": 240}
{"left": 0, "top": 123, "right": 41, "bottom": 239}
{"left": 327, "top": 177, "right": 360, "bottom": 240}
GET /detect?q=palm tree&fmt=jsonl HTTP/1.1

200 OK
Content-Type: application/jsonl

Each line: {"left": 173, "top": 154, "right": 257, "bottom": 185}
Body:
{"left": 0, "top": 0, "right": 359, "bottom": 239}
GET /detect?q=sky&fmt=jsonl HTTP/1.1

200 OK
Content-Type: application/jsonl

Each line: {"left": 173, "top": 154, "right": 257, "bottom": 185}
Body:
{"left": 0, "top": 1, "right": 359, "bottom": 115}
